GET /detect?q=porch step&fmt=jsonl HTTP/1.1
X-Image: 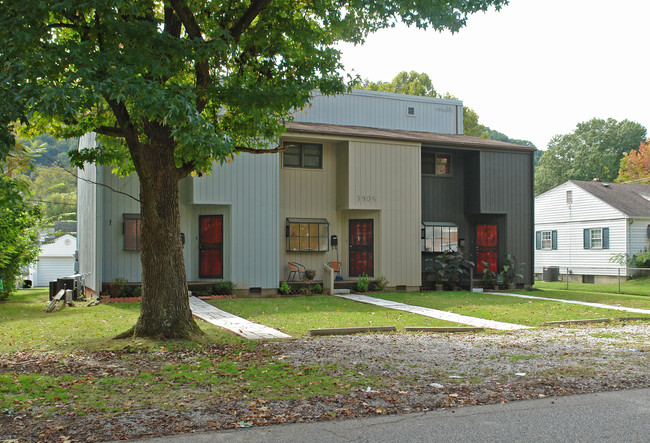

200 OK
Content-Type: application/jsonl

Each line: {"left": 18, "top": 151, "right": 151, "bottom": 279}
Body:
{"left": 333, "top": 289, "right": 351, "bottom": 295}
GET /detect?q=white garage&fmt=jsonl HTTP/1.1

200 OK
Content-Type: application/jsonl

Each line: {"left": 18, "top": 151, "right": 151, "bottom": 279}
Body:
{"left": 31, "top": 234, "right": 77, "bottom": 287}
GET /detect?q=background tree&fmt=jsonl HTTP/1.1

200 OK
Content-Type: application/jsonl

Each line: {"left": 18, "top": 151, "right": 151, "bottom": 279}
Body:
{"left": 1, "top": 0, "right": 508, "bottom": 339}
{"left": 30, "top": 165, "right": 77, "bottom": 224}
{"left": 0, "top": 143, "right": 43, "bottom": 300}
{"left": 616, "top": 139, "right": 650, "bottom": 184}
{"left": 535, "top": 118, "right": 647, "bottom": 195}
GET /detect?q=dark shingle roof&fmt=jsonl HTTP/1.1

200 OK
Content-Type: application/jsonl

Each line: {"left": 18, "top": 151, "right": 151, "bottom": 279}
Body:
{"left": 571, "top": 180, "right": 650, "bottom": 217}
{"left": 285, "top": 122, "right": 536, "bottom": 152}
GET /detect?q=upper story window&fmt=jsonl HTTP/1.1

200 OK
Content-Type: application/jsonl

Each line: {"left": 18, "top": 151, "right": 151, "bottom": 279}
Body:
{"left": 584, "top": 228, "right": 609, "bottom": 250}
{"left": 283, "top": 142, "right": 322, "bottom": 169}
{"left": 123, "top": 213, "right": 141, "bottom": 251}
{"left": 286, "top": 218, "right": 329, "bottom": 252}
{"left": 422, "top": 151, "right": 452, "bottom": 176}
{"left": 422, "top": 223, "right": 458, "bottom": 253}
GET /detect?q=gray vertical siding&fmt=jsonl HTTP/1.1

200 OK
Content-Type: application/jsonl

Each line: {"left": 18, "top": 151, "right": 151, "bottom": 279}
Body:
{"left": 294, "top": 90, "right": 462, "bottom": 135}
{"left": 479, "top": 151, "right": 535, "bottom": 284}
{"left": 192, "top": 152, "right": 280, "bottom": 289}
{"left": 421, "top": 146, "right": 534, "bottom": 285}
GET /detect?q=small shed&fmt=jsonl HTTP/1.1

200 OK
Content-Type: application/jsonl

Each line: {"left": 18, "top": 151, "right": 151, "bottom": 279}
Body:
{"left": 31, "top": 234, "right": 77, "bottom": 287}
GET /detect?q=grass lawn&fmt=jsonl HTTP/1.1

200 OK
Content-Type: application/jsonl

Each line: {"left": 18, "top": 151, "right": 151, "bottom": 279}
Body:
{"left": 535, "top": 279, "right": 650, "bottom": 296}
{"left": 207, "top": 295, "right": 463, "bottom": 336}
{"left": 369, "top": 291, "right": 650, "bottom": 327}
{"left": 525, "top": 287, "right": 650, "bottom": 310}
{"left": 0, "top": 289, "right": 243, "bottom": 354}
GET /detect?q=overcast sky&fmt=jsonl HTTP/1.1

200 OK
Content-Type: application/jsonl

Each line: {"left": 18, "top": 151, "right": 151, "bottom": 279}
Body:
{"left": 336, "top": 0, "right": 650, "bottom": 150}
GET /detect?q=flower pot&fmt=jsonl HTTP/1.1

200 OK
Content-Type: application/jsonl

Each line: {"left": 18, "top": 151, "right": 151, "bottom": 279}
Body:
{"left": 305, "top": 269, "right": 316, "bottom": 280}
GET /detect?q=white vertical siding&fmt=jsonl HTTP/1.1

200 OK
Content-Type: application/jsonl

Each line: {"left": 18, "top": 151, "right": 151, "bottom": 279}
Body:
{"left": 535, "top": 182, "right": 628, "bottom": 276}
{"left": 76, "top": 133, "right": 98, "bottom": 292}
{"left": 294, "top": 90, "right": 461, "bottom": 135}
{"left": 629, "top": 218, "right": 650, "bottom": 256}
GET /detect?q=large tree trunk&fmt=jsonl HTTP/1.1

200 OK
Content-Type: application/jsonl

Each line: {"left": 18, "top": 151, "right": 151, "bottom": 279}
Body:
{"left": 117, "top": 134, "right": 202, "bottom": 339}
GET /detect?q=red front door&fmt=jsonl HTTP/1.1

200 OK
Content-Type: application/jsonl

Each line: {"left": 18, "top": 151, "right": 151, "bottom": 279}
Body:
{"left": 477, "top": 224, "right": 497, "bottom": 274}
{"left": 349, "top": 219, "right": 374, "bottom": 277}
{"left": 199, "top": 215, "right": 223, "bottom": 278}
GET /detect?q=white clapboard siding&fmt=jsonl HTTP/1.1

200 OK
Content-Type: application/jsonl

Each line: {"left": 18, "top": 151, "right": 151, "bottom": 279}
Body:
{"left": 535, "top": 181, "right": 629, "bottom": 276}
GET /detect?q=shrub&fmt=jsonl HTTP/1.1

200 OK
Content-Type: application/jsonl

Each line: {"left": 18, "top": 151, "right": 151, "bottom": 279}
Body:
{"left": 109, "top": 277, "right": 128, "bottom": 297}
{"left": 279, "top": 281, "right": 291, "bottom": 295}
{"left": 355, "top": 274, "right": 370, "bottom": 293}
{"left": 312, "top": 283, "right": 323, "bottom": 294}
{"left": 213, "top": 281, "right": 235, "bottom": 295}
{"left": 372, "top": 276, "right": 389, "bottom": 292}
{"left": 132, "top": 286, "right": 142, "bottom": 298}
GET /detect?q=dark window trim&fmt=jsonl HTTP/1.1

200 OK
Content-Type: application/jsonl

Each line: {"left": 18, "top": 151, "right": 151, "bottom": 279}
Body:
{"left": 282, "top": 142, "right": 323, "bottom": 169}
{"left": 421, "top": 150, "right": 453, "bottom": 177}
{"left": 286, "top": 217, "right": 329, "bottom": 252}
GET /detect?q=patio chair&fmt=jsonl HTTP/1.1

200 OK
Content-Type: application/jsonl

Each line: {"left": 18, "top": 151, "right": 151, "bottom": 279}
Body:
{"left": 288, "top": 261, "right": 307, "bottom": 281}
{"left": 327, "top": 261, "right": 343, "bottom": 280}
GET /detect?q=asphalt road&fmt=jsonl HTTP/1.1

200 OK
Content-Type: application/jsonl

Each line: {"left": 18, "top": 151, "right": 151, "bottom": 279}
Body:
{"left": 123, "top": 388, "right": 650, "bottom": 442}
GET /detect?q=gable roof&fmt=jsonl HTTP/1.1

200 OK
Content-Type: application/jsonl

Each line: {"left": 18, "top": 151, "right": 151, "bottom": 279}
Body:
{"left": 285, "top": 122, "right": 536, "bottom": 152}
{"left": 571, "top": 180, "right": 650, "bottom": 217}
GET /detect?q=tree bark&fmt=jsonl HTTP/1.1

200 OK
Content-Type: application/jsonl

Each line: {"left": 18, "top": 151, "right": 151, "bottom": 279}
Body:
{"left": 117, "top": 132, "right": 202, "bottom": 340}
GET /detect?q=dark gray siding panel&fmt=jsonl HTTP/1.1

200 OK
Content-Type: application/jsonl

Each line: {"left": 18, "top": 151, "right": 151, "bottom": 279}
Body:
{"left": 479, "top": 151, "right": 534, "bottom": 284}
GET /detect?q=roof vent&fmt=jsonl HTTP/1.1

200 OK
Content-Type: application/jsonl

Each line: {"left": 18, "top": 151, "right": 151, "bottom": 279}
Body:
{"left": 602, "top": 183, "right": 610, "bottom": 188}
{"left": 592, "top": 178, "right": 601, "bottom": 182}
{"left": 407, "top": 106, "right": 415, "bottom": 116}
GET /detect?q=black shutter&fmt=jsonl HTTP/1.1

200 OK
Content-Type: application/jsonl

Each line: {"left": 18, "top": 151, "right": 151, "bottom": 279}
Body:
{"left": 552, "top": 231, "right": 558, "bottom": 250}
{"left": 584, "top": 229, "right": 590, "bottom": 249}
{"left": 536, "top": 231, "right": 542, "bottom": 250}
{"left": 603, "top": 228, "right": 609, "bottom": 249}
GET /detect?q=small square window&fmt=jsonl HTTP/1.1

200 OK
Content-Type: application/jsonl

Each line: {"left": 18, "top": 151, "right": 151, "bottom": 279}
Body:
{"left": 283, "top": 142, "right": 322, "bottom": 169}
{"left": 123, "top": 214, "right": 141, "bottom": 251}
{"left": 421, "top": 150, "right": 452, "bottom": 176}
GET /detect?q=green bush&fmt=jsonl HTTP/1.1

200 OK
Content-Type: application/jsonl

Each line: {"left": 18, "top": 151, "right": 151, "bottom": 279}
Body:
{"left": 372, "top": 276, "right": 389, "bottom": 292}
{"left": 355, "top": 274, "right": 370, "bottom": 293}
{"left": 279, "top": 281, "right": 291, "bottom": 295}
{"left": 213, "top": 281, "right": 235, "bottom": 295}
{"left": 312, "top": 283, "right": 323, "bottom": 294}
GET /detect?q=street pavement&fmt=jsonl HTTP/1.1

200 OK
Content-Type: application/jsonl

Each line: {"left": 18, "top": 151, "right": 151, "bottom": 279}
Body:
{"left": 121, "top": 387, "right": 650, "bottom": 442}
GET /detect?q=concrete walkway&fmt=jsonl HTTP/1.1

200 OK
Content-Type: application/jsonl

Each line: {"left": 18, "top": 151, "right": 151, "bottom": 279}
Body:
{"left": 334, "top": 293, "right": 531, "bottom": 330}
{"left": 491, "top": 292, "right": 650, "bottom": 315}
{"left": 189, "top": 296, "right": 291, "bottom": 340}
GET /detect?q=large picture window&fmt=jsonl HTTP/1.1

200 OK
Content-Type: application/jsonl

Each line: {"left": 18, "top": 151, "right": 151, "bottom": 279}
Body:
{"left": 286, "top": 218, "right": 329, "bottom": 252}
{"left": 283, "top": 142, "right": 322, "bottom": 169}
{"left": 123, "top": 214, "right": 141, "bottom": 251}
{"left": 422, "top": 223, "right": 458, "bottom": 252}
{"left": 421, "top": 151, "right": 452, "bottom": 176}
{"left": 584, "top": 228, "right": 609, "bottom": 249}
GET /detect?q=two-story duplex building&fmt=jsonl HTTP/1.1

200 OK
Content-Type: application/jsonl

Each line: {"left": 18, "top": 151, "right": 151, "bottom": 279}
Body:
{"left": 77, "top": 90, "right": 535, "bottom": 297}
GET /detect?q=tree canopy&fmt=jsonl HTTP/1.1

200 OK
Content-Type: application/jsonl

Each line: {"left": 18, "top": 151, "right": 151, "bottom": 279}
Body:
{"left": 535, "top": 118, "right": 647, "bottom": 195}
{"left": 616, "top": 139, "right": 650, "bottom": 184}
{"left": 0, "top": 0, "right": 508, "bottom": 338}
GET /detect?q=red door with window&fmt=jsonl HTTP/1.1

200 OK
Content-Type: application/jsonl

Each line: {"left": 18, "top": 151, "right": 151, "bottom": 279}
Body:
{"left": 199, "top": 215, "right": 223, "bottom": 278}
{"left": 349, "top": 219, "right": 374, "bottom": 277}
{"left": 476, "top": 224, "right": 497, "bottom": 274}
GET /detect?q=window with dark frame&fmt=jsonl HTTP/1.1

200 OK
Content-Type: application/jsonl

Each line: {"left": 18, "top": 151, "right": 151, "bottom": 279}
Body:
{"left": 283, "top": 142, "right": 322, "bottom": 169}
{"left": 422, "top": 223, "right": 458, "bottom": 252}
{"left": 421, "top": 151, "right": 452, "bottom": 176}
{"left": 536, "top": 230, "right": 558, "bottom": 250}
{"left": 123, "top": 214, "right": 141, "bottom": 251}
{"left": 286, "top": 218, "right": 329, "bottom": 252}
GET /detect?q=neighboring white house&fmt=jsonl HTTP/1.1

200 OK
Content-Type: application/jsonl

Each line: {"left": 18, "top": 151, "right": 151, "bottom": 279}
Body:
{"left": 535, "top": 180, "right": 650, "bottom": 283}
{"left": 30, "top": 234, "right": 77, "bottom": 287}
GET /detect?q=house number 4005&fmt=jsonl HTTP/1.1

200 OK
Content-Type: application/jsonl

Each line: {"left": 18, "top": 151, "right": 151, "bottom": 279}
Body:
{"left": 356, "top": 195, "right": 376, "bottom": 202}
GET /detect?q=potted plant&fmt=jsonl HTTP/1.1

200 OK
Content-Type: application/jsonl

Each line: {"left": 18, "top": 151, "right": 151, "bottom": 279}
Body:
{"left": 481, "top": 261, "right": 497, "bottom": 290}
{"left": 500, "top": 254, "right": 523, "bottom": 289}
{"left": 441, "top": 252, "right": 473, "bottom": 291}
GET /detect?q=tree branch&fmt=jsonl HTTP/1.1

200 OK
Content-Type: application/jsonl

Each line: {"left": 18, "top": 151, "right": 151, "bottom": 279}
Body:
{"left": 169, "top": 0, "right": 211, "bottom": 112}
{"left": 236, "top": 145, "right": 286, "bottom": 154}
{"left": 94, "top": 126, "right": 124, "bottom": 137}
{"left": 230, "top": 0, "right": 273, "bottom": 41}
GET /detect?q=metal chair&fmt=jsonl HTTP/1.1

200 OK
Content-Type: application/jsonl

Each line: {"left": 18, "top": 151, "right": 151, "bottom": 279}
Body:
{"left": 327, "top": 261, "right": 342, "bottom": 280}
{"left": 288, "top": 261, "right": 306, "bottom": 281}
